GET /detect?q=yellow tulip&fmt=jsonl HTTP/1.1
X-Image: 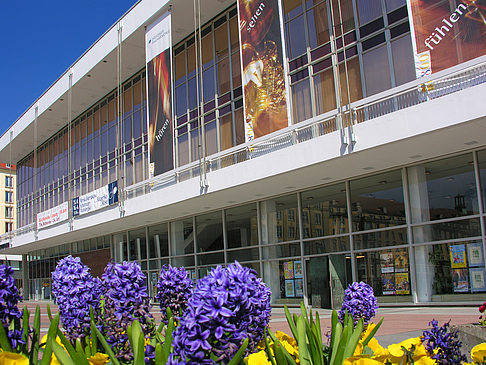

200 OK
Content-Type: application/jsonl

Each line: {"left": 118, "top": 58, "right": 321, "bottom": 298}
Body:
{"left": 246, "top": 350, "right": 272, "bottom": 365}
{"left": 0, "top": 352, "right": 29, "bottom": 365}
{"left": 471, "top": 343, "right": 486, "bottom": 363}
{"left": 88, "top": 352, "right": 110, "bottom": 365}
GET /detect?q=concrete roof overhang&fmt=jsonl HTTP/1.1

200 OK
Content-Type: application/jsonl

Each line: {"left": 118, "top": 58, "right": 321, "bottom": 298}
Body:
{"left": 0, "top": 0, "right": 235, "bottom": 164}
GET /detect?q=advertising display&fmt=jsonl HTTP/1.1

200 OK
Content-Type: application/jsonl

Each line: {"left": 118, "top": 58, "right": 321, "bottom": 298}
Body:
{"left": 37, "top": 202, "right": 69, "bottom": 229}
{"left": 406, "top": 0, "right": 486, "bottom": 78}
{"left": 237, "top": 0, "right": 289, "bottom": 142}
{"left": 73, "top": 182, "right": 118, "bottom": 217}
{"left": 450, "top": 244, "right": 467, "bottom": 268}
{"left": 146, "top": 12, "right": 174, "bottom": 177}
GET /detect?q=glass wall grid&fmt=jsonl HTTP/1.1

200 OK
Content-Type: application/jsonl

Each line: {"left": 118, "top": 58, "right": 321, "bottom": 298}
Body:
{"left": 17, "top": 71, "right": 148, "bottom": 228}
{"left": 282, "top": 0, "right": 415, "bottom": 123}
{"left": 27, "top": 148, "right": 486, "bottom": 304}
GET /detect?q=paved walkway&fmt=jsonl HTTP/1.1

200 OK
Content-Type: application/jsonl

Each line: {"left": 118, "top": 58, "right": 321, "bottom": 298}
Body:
{"left": 20, "top": 301, "right": 481, "bottom": 348}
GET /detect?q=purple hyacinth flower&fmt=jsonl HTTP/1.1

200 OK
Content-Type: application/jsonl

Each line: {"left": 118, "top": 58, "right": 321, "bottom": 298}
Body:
{"left": 339, "top": 281, "right": 378, "bottom": 325}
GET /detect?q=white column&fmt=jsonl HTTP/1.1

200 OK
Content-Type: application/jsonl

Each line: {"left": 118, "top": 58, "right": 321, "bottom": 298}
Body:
{"left": 408, "top": 166, "right": 434, "bottom": 302}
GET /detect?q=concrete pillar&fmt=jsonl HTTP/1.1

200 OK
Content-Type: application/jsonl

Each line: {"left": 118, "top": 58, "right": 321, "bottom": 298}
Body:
{"left": 408, "top": 166, "right": 434, "bottom": 302}
{"left": 260, "top": 200, "right": 281, "bottom": 304}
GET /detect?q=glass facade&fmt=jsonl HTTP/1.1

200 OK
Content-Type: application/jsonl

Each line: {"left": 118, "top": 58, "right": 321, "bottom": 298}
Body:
{"left": 13, "top": 1, "right": 485, "bottom": 307}
{"left": 24, "top": 149, "right": 486, "bottom": 306}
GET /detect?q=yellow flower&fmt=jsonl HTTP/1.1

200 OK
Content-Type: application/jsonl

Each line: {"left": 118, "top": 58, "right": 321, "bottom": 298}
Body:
{"left": 0, "top": 352, "right": 29, "bottom": 365}
{"left": 246, "top": 350, "right": 272, "bottom": 365}
{"left": 343, "top": 356, "right": 383, "bottom": 365}
{"left": 367, "top": 338, "right": 389, "bottom": 362}
{"left": 471, "top": 343, "right": 486, "bottom": 363}
{"left": 275, "top": 331, "right": 299, "bottom": 363}
{"left": 40, "top": 334, "right": 67, "bottom": 365}
{"left": 88, "top": 353, "right": 110, "bottom": 365}
{"left": 413, "top": 356, "right": 437, "bottom": 365}
{"left": 388, "top": 336, "right": 423, "bottom": 360}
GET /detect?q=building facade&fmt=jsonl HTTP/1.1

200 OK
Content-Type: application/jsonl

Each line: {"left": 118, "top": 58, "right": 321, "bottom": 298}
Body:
{"left": 0, "top": 0, "right": 485, "bottom": 306}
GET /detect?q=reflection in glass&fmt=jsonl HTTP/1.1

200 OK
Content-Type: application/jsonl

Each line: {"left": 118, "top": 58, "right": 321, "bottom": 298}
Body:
{"left": 148, "top": 223, "right": 169, "bottom": 259}
{"left": 260, "top": 194, "right": 299, "bottom": 244}
{"left": 196, "top": 211, "right": 223, "bottom": 252}
{"left": 226, "top": 204, "right": 258, "bottom": 249}
{"left": 408, "top": 154, "right": 478, "bottom": 223}
{"left": 353, "top": 228, "right": 408, "bottom": 250}
{"left": 129, "top": 228, "right": 147, "bottom": 261}
{"left": 170, "top": 218, "right": 194, "bottom": 255}
{"left": 351, "top": 170, "right": 406, "bottom": 232}
{"left": 301, "top": 183, "right": 348, "bottom": 239}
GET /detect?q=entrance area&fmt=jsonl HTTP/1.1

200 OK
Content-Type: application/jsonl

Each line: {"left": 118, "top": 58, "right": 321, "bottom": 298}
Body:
{"left": 306, "top": 254, "right": 352, "bottom": 309}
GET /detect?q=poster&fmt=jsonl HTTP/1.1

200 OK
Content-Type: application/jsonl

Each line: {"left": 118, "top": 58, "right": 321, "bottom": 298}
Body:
{"left": 395, "top": 273, "right": 410, "bottom": 295}
{"left": 452, "top": 268, "right": 469, "bottom": 292}
{"left": 380, "top": 252, "right": 394, "bottom": 273}
{"left": 294, "top": 260, "right": 303, "bottom": 278}
{"left": 285, "top": 279, "right": 295, "bottom": 297}
{"left": 470, "top": 268, "right": 486, "bottom": 291}
{"left": 394, "top": 249, "right": 409, "bottom": 273}
{"left": 382, "top": 273, "right": 396, "bottom": 295}
{"left": 37, "top": 201, "right": 69, "bottom": 229}
{"left": 237, "top": 0, "right": 290, "bottom": 142}
{"left": 295, "top": 278, "right": 304, "bottom": 297}
{"left": 406, "top": 0, "right": 486, "bottom": 79}
{"left": 450, "top": 244, "right": 467, "bottom": 268}
{"left": 467, "top": 243, "right": 484, "bottom": 267}
{"left": 146, "top": 12, "right": 174, "bottom": 177}
{"left": 284, "top": 261, "right": 294, "bottom": 279}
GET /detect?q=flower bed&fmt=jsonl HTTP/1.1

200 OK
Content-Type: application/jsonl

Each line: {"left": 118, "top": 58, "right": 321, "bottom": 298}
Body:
{"left": 0, "top": 258, "right": 485, "bottom": 364}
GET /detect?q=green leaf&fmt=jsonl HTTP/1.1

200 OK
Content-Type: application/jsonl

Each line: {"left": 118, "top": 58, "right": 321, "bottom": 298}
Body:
{"left": 267, "top": 329, "right": 298, "bottom": 365}
{"left": 31, "top": 306, "right": 41, "bottom": 364}
{"left": 90, "top": 317, "right": 98, "bottom": 355}
{"left": 22, "top": 307, "right": 30, "bottom": 351}
{"left": 264, "top": 328, "right": 277, "bottom": 365}
{"left": 40, "top": 313, "right": 60, "bottom": 365}
{"left": 0, "top": 318, "right": 13, "bottom": 351}
{"left": 128, "top": 321, "right": 145, "bottom": 365}
{"left": 155, "top": 343, "right": 164, "bottom": 364}
{"left": 47, "top": 303, "right": 53, "bottom": 321}
{"left": 56, "top": 329, "right": 89, "bottom": 365}
{"left": 296, "top": 316, "right": 311, "bottom": 365}
{"left": 274, "top": 342, "right": 288, "bottom": 365}
{"left": 331, "top": 321, "right": 349, "bottom": 365}
{"left": 161, "top": 316, "right": 174, "bottom": 363}
{"left": 362, "top": 317, "right": 384, "bottom": 348}
{"left": 228, "top": 337, "right": 249, "bottom": 365}
{"left": 284, "top": 305, "right": 298, "bottom": 340}
{"left": 300, "top": 302, "right": 309, "bottom": 324}
{"left": 329, "top": 311, "right": 342, "bottom": 365}
{"left": 343, "top": 318, "right": 364, "bottom": 359}
{"left": 51, "top": 337, "right": 77, "bottom": 365}
{"left": 91, "top": 317, "right": 121, "bottom": 365}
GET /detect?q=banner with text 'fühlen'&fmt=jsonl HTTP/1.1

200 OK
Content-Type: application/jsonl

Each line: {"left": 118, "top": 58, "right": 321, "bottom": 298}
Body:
{"left": 146, "top": 12, "right": 174, "bottom": 178}
{"left": 406, "top": 0, "right": 486, "bottom": 79}
{"left": 237, "top": 0, "right": 290, "bottom": 143}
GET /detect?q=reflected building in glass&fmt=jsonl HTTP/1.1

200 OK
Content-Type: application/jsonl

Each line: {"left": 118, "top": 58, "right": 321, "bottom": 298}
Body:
{"left": 0, "top": 0, "right": 486, "bottom": 307}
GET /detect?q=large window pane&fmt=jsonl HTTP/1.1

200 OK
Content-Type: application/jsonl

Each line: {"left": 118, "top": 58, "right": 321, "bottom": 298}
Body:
{"left": 260, "top": 194, "right": 299, "bottom": 244}
{"left": 391, "top": 35, "right": 415, "bottom": 86}
{"left": 301, "top": 183, "right": 348, "bottom": 239}
{"left": 129, "top": 228, "right": 147, "bottom": 261}
{"left": 307, "top": 2, "right": 330, "bottom": 50}
{"left": 170, "top": 218, "right": 194, "bottom": 255}
{"left": 357, "top": 0, "right": 382, "bottom": 25}
{"left": 292, "top": 79, "right": 312, "bottom": 123}
{"left": 148, "top": 223, "right": 169, "bottom": 259}
{"left": 196, "top": 211, "right": 223, "bottom": 252}
{"left": 226, "top": 203, "right": 258, "bottom": 249}
{"left": 413, "top": 218, "right": 482, "bottom": 244}
{"left": 350, "top": 170, "right": 406, "bottom": 232}
{"left": 477, "top": 150, "right": 486, "bottom": 209}
{"left": 362, "top": 44, "right": 391, "bottom": 96}
{"left": 357, "top": 248, "right": 412, "bottom": 303}
{"left": 407, "top": 154, "right": 478, "bottom": 223}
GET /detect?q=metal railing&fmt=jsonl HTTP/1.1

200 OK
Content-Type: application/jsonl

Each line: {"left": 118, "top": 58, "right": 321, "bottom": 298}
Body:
{"left": 7, "top": 57, "right": 486, "bottom": 244}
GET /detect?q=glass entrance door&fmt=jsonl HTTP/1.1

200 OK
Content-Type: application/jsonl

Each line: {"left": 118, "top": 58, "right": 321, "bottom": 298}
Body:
{"left": 306, "top": 257, "right": 331, "bottom": 308}
{"left": 306, "top": 254, "right": 351, "bottom": 309}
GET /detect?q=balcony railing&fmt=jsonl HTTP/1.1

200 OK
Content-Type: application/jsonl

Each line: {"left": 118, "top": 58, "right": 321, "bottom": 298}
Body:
{"left": 5, "top": 56, "right": 486, "bottom": 244}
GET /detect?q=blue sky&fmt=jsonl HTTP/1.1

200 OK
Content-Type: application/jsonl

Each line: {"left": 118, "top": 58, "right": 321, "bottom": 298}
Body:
{"left": 0, "top": 0, "right": 137, "bottom": 134}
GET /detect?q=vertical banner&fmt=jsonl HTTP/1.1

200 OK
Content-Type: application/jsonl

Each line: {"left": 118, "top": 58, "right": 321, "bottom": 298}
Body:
{"left": 406, "top": 0, "right": 486, "bottom": 79}
{"left": 237, "top": 0, "right": 290, "bottom": 143}
{"left": 146, "top": 12, "right": 174, "bottom": 177}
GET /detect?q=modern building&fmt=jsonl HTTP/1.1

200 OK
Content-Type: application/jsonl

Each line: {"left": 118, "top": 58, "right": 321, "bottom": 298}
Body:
{"left": 0, "top": 0, "right": 485, "bottom": 306}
